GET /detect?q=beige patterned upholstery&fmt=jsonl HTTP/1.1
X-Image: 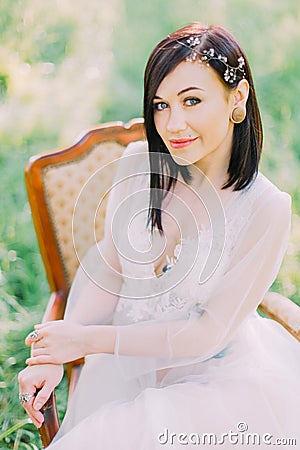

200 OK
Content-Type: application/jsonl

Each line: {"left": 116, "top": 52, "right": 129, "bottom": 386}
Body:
{"left": 43, "top": 141, "right": 125, "bottom": 285}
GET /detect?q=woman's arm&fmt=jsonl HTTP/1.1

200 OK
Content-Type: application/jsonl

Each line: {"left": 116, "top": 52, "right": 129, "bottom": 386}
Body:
{"left": 26, "top": 191, "right": 291, "bottom": 365}
{"left": 63, "top": 141, "right": 148, "bottom": 325}
{"left": 62, "top": 240, "right": 122, "bottom": 326}
{"left": 18, "top": 144, "right": 143, "bottom": 426}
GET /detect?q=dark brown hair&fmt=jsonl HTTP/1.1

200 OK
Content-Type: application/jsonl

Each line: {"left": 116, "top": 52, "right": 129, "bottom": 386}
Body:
{"left": 144, "top": 22, "right": 263, "bottom": 233}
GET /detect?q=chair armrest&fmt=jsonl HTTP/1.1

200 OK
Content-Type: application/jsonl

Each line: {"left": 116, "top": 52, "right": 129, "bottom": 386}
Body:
{"left": 37, "top": 364, "right": 83, "bottom": 447}
{"left": 37, "top": 291, "right": 67, "bottom": 447}
{"left": 42, "top": 291, "right": 67, "bottom": 322}
{"left": 38, "top": 391, "right": 60, "bottom": 448}
{"left": 37, "top": 290, "right": 84, "bottom": 447}
{"left": 259, "top": 292, "right": 300, "bottom": 341}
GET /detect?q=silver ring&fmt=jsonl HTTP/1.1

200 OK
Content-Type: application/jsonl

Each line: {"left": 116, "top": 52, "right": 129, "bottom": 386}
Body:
{"left": 19, "top": 392, "right": 34, "bottom": 404}
{"left": 29, "top": 330, "right": 40, "bottom": 341}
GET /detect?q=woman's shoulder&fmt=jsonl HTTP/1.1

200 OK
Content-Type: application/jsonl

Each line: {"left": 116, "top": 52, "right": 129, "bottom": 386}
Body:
{"left": 118, "top": 140, "right": 149, "bottom": 173}
{"left": 114, "top": 140, "right": 149, "bottom": 179}
{"left": 256, "top": 171, "right": 290, "bottom": 198}
{"left": 123, "top": 140, "right": 149, "bottom": 157}
{"left": 250, "top": 171, "right": 291, "bottom": 217}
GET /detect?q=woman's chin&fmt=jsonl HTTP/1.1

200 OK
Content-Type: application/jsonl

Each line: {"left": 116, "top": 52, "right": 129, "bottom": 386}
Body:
{"left": 169, "top": 154, "right": 192, "bottom": 166}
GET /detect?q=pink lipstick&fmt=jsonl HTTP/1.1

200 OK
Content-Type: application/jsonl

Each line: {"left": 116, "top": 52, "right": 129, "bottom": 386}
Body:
{"left": 169, "top": 137, "right": 198, "bottom": 149}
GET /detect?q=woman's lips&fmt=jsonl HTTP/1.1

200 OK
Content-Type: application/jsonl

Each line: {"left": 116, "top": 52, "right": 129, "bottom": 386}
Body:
{"left": 169, "top": 137, "right": 198, "bottom": 149}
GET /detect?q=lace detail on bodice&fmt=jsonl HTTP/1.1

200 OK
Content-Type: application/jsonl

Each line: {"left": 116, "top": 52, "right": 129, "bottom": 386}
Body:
{"left": 112, "top": 171, "right": 272, "bottom": 326}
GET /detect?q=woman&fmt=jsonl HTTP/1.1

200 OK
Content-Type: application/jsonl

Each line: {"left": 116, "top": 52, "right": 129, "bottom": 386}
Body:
{"left": 18, "top": 23, "right": 300, "bottom": 448}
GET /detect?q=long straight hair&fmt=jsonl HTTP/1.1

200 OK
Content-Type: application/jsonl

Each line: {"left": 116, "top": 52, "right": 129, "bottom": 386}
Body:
{"left": 143, "top": 23, "right": 263, "bottom": 233}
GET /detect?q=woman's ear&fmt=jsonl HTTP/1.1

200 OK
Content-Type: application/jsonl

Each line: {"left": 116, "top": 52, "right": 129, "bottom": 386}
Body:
{"left": 229, "top": 79, "right": 249, "bottom": 124}
{"left": 233, "top": 79, "right": 249, "bottom": 109}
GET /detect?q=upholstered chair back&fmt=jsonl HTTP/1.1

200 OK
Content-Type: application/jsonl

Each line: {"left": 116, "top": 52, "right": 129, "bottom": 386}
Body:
{"left": 25, "top": 119, "right": 145, "bottom": 316}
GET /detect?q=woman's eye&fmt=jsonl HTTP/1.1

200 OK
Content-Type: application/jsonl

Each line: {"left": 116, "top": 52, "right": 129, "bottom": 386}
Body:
{"left": 153, "top": 102, "right": 168, "bottom": 111}
{"left": 185, "top": 97, "right": 201, "bottom": 107}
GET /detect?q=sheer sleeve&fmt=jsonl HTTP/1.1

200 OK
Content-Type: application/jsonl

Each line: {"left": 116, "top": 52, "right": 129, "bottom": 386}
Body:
{"left": 64, "top": 141, "right": 148, "bottom": 325}
{"left": 113, "top": 190, "right": 292, "bottom": 377}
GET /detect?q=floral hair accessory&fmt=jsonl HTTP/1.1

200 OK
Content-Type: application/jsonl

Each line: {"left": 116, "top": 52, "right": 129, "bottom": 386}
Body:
{"left": 178, "top": 36, "right": 246, "bottom": 84}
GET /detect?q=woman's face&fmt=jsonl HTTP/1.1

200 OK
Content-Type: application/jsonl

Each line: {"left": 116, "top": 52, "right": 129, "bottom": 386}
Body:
{"left": 153, "top": 61, "right": 235, "bottom": 172}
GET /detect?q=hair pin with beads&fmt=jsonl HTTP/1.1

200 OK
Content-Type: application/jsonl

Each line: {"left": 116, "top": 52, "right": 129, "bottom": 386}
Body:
{"left": 178, "top": 36, "right": 246, "bottom": 84}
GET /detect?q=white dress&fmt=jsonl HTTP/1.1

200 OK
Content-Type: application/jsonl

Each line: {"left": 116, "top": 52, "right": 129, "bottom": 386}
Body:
{"left": 49, "top": 142, "right": 300, "bottom": 449}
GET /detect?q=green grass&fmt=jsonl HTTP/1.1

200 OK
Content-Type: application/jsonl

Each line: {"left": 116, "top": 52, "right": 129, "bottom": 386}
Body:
{"left": 1, "top": 0, "right": 300, "bottom": 448}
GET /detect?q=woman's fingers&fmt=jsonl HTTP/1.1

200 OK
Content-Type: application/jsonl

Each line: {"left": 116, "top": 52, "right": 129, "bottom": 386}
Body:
{"left": 25, "top": 321, "right": 84, "bottom": 364}
{"left": 18, "top": 370, "right": 44, "bottom": 428}
{"left": 33, "top": 383, "right": 53, "bottom": 412}
{"left": 26, "top": 355, "right": 57, "bottom": 365}
{"left": 31, "top": 347, "right": 49, "bottom": 357}
{"left": 23, "top": 399, "right": 45, "bottom": 428}
{"left": 20, "top": 394, "right": 44, "bottom": 427}
{"left": 25, "top": 321, "right": 63, "bottom": 346}
{"left": 25, "top": 321, "right": 55, "bottom": 346}
{"left": 34, "top": 322, "right": 53, "bottom": 329}
{"left": 25, "top": 330, "right": 43, "bottom": 347}
{"left": 18, "top": 364, "right": 64, "bottom": 429}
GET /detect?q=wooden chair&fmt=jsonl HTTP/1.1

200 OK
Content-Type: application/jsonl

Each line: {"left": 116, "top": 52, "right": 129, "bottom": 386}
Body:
{"left": 24, "top": 119, "right": 300, "bottom": 448}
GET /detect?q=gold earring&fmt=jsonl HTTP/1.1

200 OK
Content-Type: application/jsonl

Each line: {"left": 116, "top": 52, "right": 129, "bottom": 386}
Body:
{"left": 230, "top": 106, "right": 246, "bottom": 124}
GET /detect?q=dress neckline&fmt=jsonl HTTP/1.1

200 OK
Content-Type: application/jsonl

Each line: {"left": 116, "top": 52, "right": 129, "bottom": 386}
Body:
{"left": 151, "top": 173, "right": 262, "bottom": 280}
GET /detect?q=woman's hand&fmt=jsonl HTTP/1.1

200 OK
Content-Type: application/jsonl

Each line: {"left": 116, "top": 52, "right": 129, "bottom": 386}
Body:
{"left": 25, "top": 320, "right": 86, "bottom": 365}
{"left": 18, "top": 364, "right": 63, "bottom": 428}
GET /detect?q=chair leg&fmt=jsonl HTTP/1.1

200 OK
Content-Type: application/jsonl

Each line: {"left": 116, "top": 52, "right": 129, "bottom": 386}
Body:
{"left": 38, "top": 391, "right": 60, "bottom": 448}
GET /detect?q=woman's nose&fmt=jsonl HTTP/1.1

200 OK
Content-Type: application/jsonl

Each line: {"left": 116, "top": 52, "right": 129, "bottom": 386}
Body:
{"left": 166, "top": 108, "right": 187, "bottom": 134}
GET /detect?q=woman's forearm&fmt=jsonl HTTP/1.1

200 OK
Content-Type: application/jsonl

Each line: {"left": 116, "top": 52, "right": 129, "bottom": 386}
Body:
{"left": 26, "top": 312, "right": 224, "bottom": 366}
{"left": 83, "top": 315, "right": 220, "bottom": 359}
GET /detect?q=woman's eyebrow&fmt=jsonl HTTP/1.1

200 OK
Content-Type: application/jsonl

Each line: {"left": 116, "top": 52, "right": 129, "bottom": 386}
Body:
{"left": 178, "top": 86, "right": 204, "bottom": 95}
{"left": 153, "top": 86, "right": 204, "bottom": 100}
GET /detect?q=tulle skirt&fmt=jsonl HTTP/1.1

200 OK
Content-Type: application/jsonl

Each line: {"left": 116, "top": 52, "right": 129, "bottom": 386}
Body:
{"left": 49, "top": 314, "right": 300, "bottom": 449}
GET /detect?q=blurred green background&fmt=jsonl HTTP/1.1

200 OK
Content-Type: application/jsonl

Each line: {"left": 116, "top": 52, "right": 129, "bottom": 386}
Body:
{"left": 1, "top": 0, "right": 299, "bottom": 448}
